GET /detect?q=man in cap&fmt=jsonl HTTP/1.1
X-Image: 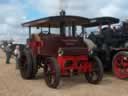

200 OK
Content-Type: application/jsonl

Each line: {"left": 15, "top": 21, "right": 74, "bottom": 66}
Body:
{"left": 5, "top": 44, "right": 12, "bottom": 64}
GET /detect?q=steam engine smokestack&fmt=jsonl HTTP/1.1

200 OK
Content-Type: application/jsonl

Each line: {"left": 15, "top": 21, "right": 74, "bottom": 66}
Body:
{"left": 60, "top": 10, "right": 66, "bottom": 16}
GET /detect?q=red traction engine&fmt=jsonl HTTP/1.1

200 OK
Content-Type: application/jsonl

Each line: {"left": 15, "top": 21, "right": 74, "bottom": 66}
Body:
{"left": 19, "top": 12, "right": 103, "bottom": 88}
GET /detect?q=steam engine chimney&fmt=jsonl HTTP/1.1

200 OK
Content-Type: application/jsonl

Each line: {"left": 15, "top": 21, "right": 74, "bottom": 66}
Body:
{"left": 60, "top": 10, "right": 66, "bottom": 16}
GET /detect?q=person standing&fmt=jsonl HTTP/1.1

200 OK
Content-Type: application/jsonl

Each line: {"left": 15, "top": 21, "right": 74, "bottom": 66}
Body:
{"left": 14, "top": 45, "right": 20, "bottom": 69}
{"left": 5, "top": 44, "right": 12, "bottom": 64}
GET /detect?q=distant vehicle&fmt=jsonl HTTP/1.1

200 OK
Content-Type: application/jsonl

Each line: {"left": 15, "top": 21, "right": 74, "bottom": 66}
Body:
{"left": 83, "top": 17, "right": 128, "bottom": 79}
{"left": 18, "top": 11, "right": 104, "bottom": 88}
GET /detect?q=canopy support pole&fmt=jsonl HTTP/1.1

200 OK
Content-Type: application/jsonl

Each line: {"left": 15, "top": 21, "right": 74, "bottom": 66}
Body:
{"left": 48, "top": 25, "right": 51, "bottom": 34}
{"left": 29, "top": 26, "right": 31, "bottom": 39}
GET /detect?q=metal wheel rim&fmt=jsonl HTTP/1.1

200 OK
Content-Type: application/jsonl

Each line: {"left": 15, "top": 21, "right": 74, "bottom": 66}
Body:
{"left": 113, "top": 54, "right": 128, "bottom": 78}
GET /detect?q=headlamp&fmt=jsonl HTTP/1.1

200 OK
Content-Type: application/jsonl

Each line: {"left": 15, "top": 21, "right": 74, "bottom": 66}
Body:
{"left": 58, "top": 48, "right": 64, "bottom": 56}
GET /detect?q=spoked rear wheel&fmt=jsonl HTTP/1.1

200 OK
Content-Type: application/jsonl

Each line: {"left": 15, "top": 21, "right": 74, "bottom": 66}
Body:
{"left": 85, "top": 56, "right": 103, "bottom": 84}
{"left": 44, "top": 57, "right": 60, "bottom": 88}
{"left": 112, "top": 51, "right": 128, "bottom": 79}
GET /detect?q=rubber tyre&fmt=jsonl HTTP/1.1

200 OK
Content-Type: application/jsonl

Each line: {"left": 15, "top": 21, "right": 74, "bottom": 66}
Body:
{"left": 85, "top": 56, "right": 104, "bottom": 84}
{"left": 112, "top": 51, "right": 128, "bottom": 79}
{"left": 18, "top": 49, "right": 36, "bottom": 79}
{"left": 32, "top": 55, "right": 39, "bottom": 75}
{"left": 44, "top": 57, "right": 60, "bottom": 88}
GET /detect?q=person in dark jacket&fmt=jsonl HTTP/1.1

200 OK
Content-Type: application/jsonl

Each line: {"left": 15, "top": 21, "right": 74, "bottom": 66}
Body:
{"left": 102, "top": 27, "right": 113, "bottom": 45}
{"left": 101, "top": 26, "right": 113, "bottom": 61}
{"left": 5, "top": 44, "right": 12, "bottom": 64}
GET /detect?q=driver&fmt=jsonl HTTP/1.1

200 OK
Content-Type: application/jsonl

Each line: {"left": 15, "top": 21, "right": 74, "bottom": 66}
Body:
{"left": 101, "top": 25, "right": 113, "bottom": 60}
{"left": 102, "top": 25, "right": 113, "bottom": 47}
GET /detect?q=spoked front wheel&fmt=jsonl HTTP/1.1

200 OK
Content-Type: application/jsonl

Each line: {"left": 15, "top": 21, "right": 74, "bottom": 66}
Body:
{"left": 44, "top": 57, "right": 60, "bottom": 88}
{"left": 112, "top": 51, "right": 128, "bottom": 79}
{"left": 85, "top": 56, "right": 104, "bottom": 84}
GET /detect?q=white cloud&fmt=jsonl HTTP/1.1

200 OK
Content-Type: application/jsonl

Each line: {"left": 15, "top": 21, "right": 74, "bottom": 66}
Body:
{"left": 0, "top": 0, "right": 28, "bottom": 42}
{"left": 28, "top": 0, "right": 60, "bottom": 16}
{"left": 99, "top": 4, "right": 119, "bottom": 17}
{"left": 1, "top": 0, "right": 128, "bottom": 42}
{"left": 28, "top": 0, "right": 128, "bottom": 18}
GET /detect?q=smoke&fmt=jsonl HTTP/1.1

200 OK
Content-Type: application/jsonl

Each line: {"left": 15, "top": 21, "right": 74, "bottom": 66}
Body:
{"left": 28, "top": 0, "right": 128, "bottom": 19}
{"left": 59, "top": 0, "right": 65, "bottom": 10}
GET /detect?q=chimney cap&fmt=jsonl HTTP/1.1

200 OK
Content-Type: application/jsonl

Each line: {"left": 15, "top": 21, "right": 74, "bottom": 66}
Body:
{"left": 60, "top": 10, "right": 66, "bottom": 16}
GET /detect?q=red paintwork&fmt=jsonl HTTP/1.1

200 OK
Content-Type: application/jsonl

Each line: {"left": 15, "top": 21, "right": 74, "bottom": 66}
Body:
{"left": 39, "top": 35, "right": 87, "bottom": 57}
{"left": 29, "top": 41, "right": 43, "bottom": 55}
{"left": 57, "top": 55, "right": 92, "bottom": 76}
{"left": 113, "top": 54, "right": 128, "bottom": 79}
{"left": 111, "top": 48, "right": 128, "bottom": 51}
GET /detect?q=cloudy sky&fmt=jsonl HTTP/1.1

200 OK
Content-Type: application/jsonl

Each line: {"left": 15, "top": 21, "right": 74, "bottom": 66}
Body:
{"left": 0, "top": 0, "right": 128, "bottom": 43}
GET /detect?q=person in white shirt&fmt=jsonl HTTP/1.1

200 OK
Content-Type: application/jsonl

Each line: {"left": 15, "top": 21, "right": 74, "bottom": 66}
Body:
{"left": 14, "top": 45, "right": 20, "bottom": 69}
